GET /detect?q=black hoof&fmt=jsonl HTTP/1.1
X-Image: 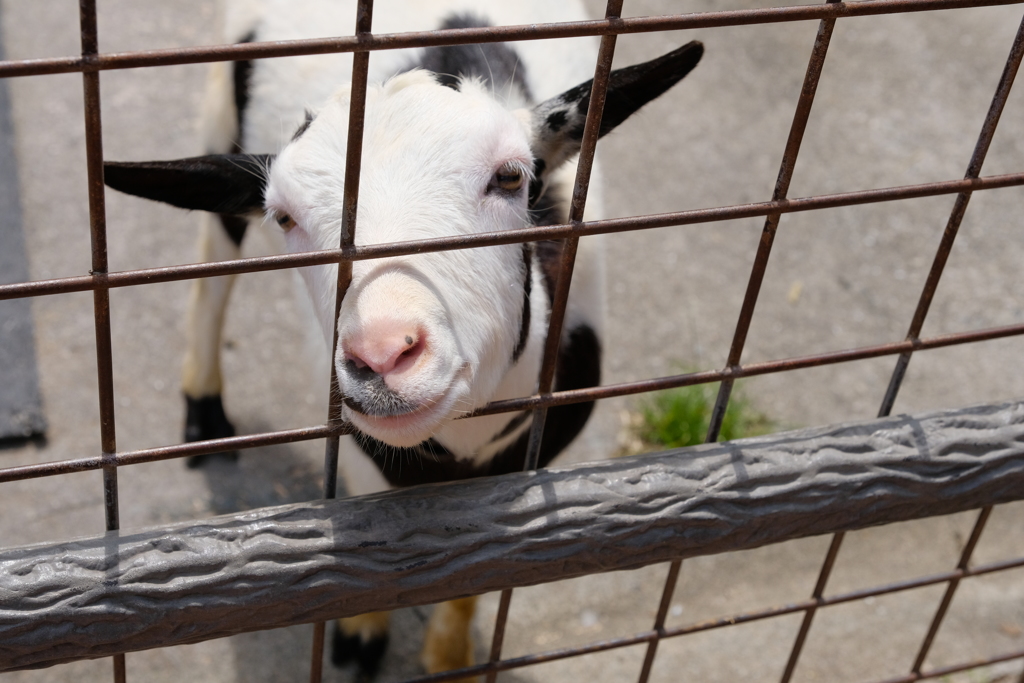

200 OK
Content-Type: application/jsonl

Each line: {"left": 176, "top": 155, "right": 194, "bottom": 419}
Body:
{"left": 331, "top": 623, "right": 389, "bottom": 678}
{"left": 184, "top": 395, "right": 238, "bottom": 468}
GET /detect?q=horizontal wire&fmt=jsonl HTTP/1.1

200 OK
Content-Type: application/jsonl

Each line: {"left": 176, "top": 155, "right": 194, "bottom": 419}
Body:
{"left": 0, "top": 0, "right": 1021, "bottom": 78}
{"left": 2, "top": 172, "right": 1022, "bottom": 302}
{"left": 3, "top": 317, "right": 1024, "bottom": 482}
{"left": 389, "top": 553, "right": 1024, "bottom": 683}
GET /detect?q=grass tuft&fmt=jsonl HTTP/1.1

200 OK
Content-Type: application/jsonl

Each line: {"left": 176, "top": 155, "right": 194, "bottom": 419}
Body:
{"left": 620, "top": 382, "right": 775, "bottom": 454}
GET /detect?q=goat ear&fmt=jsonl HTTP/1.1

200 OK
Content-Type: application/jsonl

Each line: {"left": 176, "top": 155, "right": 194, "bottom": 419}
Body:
{"left": 528, "top": 41, "right": 703, "bottom": 205}
{"left": 104, "top": 154, "right": 274, "bottom": 215}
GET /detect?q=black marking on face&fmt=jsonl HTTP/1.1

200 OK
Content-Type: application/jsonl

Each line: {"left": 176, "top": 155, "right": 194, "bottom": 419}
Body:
{"left": 413, "top": 14, "right": 532, "bottom": 101}
{"left": 528, "top": 187, "right": 568, "bottom": 306}
{"left": 528, "top": 158, "right": 547, "bottom": 208}
{"left": 528, "top": 323, "right": 601, "bottom": 457}
{"left": 528, "top": 179, "right": 544, "bottom": 209}
{"left": 486, "top": 325, "right": 602, "bottom": 469}
{"left": 529, "top": 183, "right": 567, "bottom": 230}
{"left": 533, "top": 238, "right": 563, "bottom": 305}
{"left": 291, "top": 110, "right": 315, "bottom": 141}
{"left": 405, "top": 335, "right": 414, "bottom": 346}
{"left": 512, "top": 243, "right": 532, "bottom": 364}
{"left": 218, "top": 213, "right": 248, "bottom": 247}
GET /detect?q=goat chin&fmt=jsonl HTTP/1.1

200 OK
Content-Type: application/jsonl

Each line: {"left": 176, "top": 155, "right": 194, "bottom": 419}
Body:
{"left": 344, "top": 395, "right": 456, "bottom": 448}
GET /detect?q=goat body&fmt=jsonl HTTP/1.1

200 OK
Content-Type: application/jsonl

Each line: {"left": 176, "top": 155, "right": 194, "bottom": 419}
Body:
{"left": 104, "top": 0, "right": 702, "bottom": 678}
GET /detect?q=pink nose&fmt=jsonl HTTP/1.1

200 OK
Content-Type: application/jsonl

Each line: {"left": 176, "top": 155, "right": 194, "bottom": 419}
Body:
{"left": 344, "top": 321, "right": 426, "bottom": 376}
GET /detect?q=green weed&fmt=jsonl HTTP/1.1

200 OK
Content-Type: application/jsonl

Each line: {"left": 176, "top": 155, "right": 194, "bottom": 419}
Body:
{"left": 622, "top": 382, "right": 775, "bottom": 454}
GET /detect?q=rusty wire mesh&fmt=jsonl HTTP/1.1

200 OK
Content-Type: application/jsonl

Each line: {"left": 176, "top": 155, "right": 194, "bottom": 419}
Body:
{"left": 2, "top": 0, "right": 1024, "bottom": 682}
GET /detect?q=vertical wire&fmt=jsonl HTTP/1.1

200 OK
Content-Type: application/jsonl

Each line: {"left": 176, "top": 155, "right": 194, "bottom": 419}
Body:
{"left": 78, "top": 1, "right": 125, "bottom": 681}
{"left": 783, "top": 13, "right": 1024, "bottom": 683}
{"left": 309, "top": 3, "right": 374, "bottom": 682}
{"left": 482, "top": 588, "right": 514, "bottom": 683}
{"left": 585, "top": 3, "right": 839, "bottom": 681}
{"left": 706, "top": 0, "right": 840, "bottom": 444}
{"left": 322, "top": 0, "right": 373, "bottom": 502}
{"left": 707, "top": 6, "right": 844, "bottom": 681}
{"left": 909, "top": 507, "right": 992, "bottom": 674}
{"left": 635, "top": 560, "right": 683, "bottom": 683}
{"left": 877, "top": 11, "right": 1024, "bottom": 417}
{"left": 886, "top": 13, "right": 1024, "bottom": 679}
{"left": 485, "top": 4, "right": 625, "bottom": 679}
{"left": 642, "top": 4, "right": 838, "bottom": 680}
{"left": 778, "top": 532, "right": 844, "bottom": 683}
{"left": 768, "top": 9, "right": 903, "bottom": 682}
{"left": 79, "top": 0, "right": 117, "bottom": 529}
{"left": 522, "top": 0, "right": 624, "bottom": 470}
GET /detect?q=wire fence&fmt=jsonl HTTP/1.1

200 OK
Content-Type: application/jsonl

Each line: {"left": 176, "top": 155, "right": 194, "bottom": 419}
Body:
{"left": 1, "top": 1, "right": 1024, "bottom": 682}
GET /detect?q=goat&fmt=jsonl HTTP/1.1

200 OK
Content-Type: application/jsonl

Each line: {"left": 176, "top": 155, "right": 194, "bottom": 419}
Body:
{"left": 104, "top": 0, "right": 702, "bottom": 678}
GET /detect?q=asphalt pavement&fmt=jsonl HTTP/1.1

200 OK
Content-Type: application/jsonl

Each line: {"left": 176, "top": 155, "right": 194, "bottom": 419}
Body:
{"left": 0, "top": 19, "right": 44, "bottom": 442}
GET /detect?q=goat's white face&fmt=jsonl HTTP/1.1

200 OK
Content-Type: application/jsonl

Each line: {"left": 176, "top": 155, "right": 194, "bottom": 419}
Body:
{"left": 265, "top": 72, "right": 535, "bottom": 446}
{"left": 102, "top": 40, "right": 703, "bottom": 451}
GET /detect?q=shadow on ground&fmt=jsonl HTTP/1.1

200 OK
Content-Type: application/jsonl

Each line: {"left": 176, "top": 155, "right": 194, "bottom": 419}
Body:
{"left": 193, "top": 424, "right": 453, "bottom": 683}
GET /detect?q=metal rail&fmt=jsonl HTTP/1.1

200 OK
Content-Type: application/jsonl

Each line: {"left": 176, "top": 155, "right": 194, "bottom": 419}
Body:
{"left": 4, "top": 399, "right": 1024, "bottom": 675}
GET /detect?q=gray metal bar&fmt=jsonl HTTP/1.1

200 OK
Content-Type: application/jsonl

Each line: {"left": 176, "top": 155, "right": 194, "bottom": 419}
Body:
{"left": 4, "top": 398, "right": 1024, "bottom": 671}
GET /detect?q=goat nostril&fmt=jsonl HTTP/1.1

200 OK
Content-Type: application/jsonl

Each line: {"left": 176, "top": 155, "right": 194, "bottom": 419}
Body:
{"left": 399, "top": 338, "right": 418, "bottom": 358}
{"left": 398, "top": 335, "right": 425, "bottom": 362}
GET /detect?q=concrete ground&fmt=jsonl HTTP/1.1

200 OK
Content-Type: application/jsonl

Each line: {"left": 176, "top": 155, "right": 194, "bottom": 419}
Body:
{"left": 2, "top": 1, "right": 1024, "bottom": 682}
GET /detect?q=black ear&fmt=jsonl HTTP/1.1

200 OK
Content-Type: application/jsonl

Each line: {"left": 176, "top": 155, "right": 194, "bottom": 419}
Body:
{"left": 104, "top": 153, "right": 274, "bottom": 215}
{"left": 529, "top": 41, "right": 703, "bottom": 204}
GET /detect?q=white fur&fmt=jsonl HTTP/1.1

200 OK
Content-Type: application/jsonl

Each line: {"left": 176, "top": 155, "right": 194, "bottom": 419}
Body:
{"left": 193, "top": 1, "right": 609, "bottom": 674}
{"left": 204, "top": 1, "right": 605, "bottom": 482}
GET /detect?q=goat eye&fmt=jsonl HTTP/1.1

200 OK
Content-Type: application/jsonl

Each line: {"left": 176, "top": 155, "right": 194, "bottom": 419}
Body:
{"left": 276, "top": 213, "right": 296, "bottom": 230}
{"left": 490, "top": 164, "right": 524, "bottom": 194}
